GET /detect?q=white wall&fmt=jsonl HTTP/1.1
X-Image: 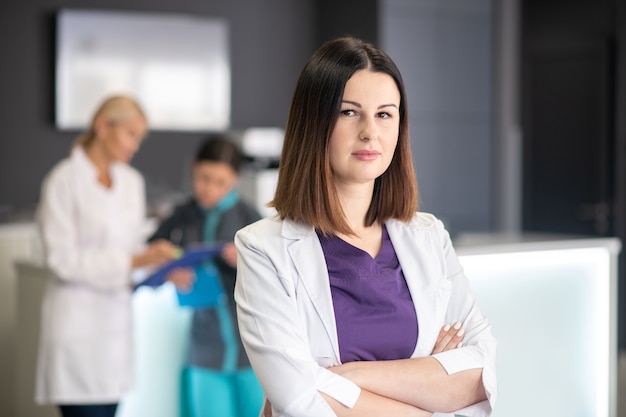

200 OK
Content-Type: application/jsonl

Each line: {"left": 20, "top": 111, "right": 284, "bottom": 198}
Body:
{"left": 456, "top": 237, "right": 620, "bottom": 417}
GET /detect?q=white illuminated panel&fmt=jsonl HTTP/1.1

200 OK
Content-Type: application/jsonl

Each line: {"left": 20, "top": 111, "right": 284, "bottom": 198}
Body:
{"left": 117, "top": 284, "right": 192, "bottom": 417}
{"left": 239, "top": 168, "right": 279, "bottom": 218}
{"left": 56, "top": 9, "right": 230, "bottom": 131}
{"left": 241, "top": 127, "right": 284, "bottom": 159}
{"left": 457, "top": 239, "right": 619, "bottom": 417}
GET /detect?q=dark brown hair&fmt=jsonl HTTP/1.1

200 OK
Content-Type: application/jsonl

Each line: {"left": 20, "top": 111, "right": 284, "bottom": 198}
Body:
{"left": 270, "top": 36, "right": 418, "bottom": 235}
{"left": 195, "top": 135, "right": 244, "bottom": 173}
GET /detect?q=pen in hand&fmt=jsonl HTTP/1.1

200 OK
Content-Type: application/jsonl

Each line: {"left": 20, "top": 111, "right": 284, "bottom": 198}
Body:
{"left": 169, "top": 227, "right": 185, "bottom": 260}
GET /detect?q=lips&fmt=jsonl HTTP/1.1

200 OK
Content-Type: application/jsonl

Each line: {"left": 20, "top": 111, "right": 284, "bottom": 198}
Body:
{"left": 352, "top": 150, "right": 380, "bottom": 161}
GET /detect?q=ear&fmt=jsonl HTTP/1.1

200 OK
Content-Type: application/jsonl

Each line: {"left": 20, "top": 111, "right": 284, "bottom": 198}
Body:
{"left": 93, "top": 114, "right": 109, "bottom": 139}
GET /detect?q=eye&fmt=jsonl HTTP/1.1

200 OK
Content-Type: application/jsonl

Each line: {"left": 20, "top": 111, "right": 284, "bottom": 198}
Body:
{"left": 340, "top": 109, "right": 356, "bottom": 117}
{"left": 377, "top": 111, "right": 392, "bottom": 119}
{"left": 128, "top": 129, "right": 144, "bottom": 142}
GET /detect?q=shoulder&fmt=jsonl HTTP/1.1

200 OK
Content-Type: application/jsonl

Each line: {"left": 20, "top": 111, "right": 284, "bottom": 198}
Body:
{"left": 235, "top": 218, "right": 315, "bottom": 274}
{"left": 172, "top": 197, "right": 200, "bottom": 214}
{"left": 387, "top": 211, "right": 446, "bottom": 232}
{"left": 241, "top": 216, "right": 314, "bottom": 237}
{"left": 232, "top": 199, "right": 262, "bottom": 220}
{"left": 46, "top": 156, "right": 73, "bottom": 179}
{"left": 387, "top": 212, "right": 461, "bottom": 275}
{"left": 165, "top": 198, "right": 202, "bottom": 223}
{"left": 237, "top": 216, "right": 282, "bottom": 239}
{"left": 42, "top": 147, "right": 92, "bottom": 191}
{"left": 172, "top": 197, "right": 205, "bottom": 222}
{"left": 235, "top": 218, "right": 278, "bottom": 258}
{"left": 41, "top": 157, "right": 74, "bottom": 191}
{"left": 386, "top": 212, "right": 453, "bottom": 251}
{"left": 236, "top": 217, "right": 316, "bottom": 258}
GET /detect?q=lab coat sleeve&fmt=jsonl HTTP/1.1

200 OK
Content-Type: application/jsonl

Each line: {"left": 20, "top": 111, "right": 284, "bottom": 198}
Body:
{"left": 430, "top": 218, "right": 497, "bottom": 417}
{"left": 235, "top": 226, "right": 360, "bottom": 417}
{"left": 37, "top": 169, "right": 133, "bottom": 290}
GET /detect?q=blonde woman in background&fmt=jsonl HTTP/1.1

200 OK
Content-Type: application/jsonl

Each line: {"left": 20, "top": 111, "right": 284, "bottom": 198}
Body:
{"left": 35, "top": 95, "right": 188, "bottom": 417}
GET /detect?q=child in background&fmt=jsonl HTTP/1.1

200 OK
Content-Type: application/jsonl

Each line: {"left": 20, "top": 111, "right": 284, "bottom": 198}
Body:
{"left": 148, "top": 135, "right": 263, "bottom": 417}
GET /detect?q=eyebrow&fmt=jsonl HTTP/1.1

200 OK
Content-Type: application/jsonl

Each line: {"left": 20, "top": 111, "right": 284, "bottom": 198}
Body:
{"left": 342, "top": 100, "right": 399, "bottom": 110}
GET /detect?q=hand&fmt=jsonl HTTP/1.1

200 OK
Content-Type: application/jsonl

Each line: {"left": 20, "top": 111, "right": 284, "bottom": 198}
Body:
{"left": 263, "top": 400, "right": 272, "bottom": 417}
{"left": 220, "top": 242, "right": 238, "bottom": 268}
{"left": 166, "top": 268, "right": 195, "bottom": 292}
{"left": 132, "top": 239, "right": 178, "bottom": 268}
{"left": 431, "top": 322, "right": 465, "bottom": 354}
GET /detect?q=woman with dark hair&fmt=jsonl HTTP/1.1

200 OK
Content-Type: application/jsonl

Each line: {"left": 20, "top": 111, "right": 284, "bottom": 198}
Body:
{"left": 234, "top": 36, "right": 497, "bottom": 417}
{"left": 148, "top": 135, "right": 262, "bottom": 417}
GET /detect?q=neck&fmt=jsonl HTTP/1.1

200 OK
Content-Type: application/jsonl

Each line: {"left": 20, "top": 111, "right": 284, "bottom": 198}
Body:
{"left": 334, "top": 181, "right": 383, "bottom": 257}
{"left": 335, "top": 181, "right": 376, "bottom": 232}
{"left": 84, "top": 143, "right": 113, "bottom": 186}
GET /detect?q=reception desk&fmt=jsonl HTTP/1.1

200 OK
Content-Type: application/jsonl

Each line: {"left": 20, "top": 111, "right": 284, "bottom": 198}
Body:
{"left": 455, "top": 235, "right": 620, "bottom": 417}
{"left": 14, "top": 235, "right": 621, "bottom": 417}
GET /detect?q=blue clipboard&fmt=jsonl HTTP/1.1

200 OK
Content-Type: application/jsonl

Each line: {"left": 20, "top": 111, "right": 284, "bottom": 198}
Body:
{"left": 176, "top": 263, "right": 224, "bottom": 308}
{"left": 133, "top": 243, "right": 225, "bottom": 291}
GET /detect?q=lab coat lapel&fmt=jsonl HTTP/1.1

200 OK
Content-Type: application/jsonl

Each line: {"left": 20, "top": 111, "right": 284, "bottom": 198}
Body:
{"left": 283, "top": 221, "right": 341, "bottom": 363}
{"left": 386, "top": 218, "right": 450, "bottom": 357}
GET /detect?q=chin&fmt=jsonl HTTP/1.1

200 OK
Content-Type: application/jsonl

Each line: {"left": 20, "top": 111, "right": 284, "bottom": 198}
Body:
{"left": 198, "top": 200, "right": 215, "bottom": 209}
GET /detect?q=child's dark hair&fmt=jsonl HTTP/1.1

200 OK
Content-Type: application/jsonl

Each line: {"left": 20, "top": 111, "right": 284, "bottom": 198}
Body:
{"left": 194, "top": 135, "right": 244, "bottom": 173}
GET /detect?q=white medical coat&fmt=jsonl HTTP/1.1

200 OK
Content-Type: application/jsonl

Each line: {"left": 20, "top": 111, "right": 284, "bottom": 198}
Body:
{"left": 35, "top": 147, "right": 146, "bottom": 404}
{"left": 235, "top": 213, "right": 497, "bottom": 417}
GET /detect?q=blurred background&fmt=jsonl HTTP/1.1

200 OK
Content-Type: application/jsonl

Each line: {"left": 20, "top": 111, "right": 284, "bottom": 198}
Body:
{"left": 0, "top": 0, "right": 625, "bottom": 416}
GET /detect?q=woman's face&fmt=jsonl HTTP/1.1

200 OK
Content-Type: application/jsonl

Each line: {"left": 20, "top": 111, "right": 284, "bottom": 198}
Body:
{"left": 328, "top": 70, "right": 401, "bottom": 188}
{"left": 192, "top": 161, "right": 238, "bottom": 209}
{"left": 98, "top": 115, "right": 147, "bottom": 164}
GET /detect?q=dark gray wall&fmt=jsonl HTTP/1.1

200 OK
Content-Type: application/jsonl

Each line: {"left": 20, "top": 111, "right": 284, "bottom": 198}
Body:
{"left": 0, "top": 0, "right": 317, "bottom": 216}
{"left": 316, "top": 0, "right": 378, "bottom": 44}
{"left": 380, "top": 0, "right": 495, "bottom": 235}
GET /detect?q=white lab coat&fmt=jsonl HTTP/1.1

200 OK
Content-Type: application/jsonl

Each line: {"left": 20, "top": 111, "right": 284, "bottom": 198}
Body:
{"left": 35, "top": 146, "right": 146, "bottom": 404}
{"left": 235, "top": 213, "right": 497, "bottom": 417}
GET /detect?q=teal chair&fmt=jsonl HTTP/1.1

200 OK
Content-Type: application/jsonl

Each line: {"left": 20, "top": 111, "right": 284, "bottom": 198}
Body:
{"left": 181, "top": 366, "right": 264, "bottom": 417}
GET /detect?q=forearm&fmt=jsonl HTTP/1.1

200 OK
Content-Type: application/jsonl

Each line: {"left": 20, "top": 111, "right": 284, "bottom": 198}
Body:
{"left": 333, "top": 357, "right": 487, "bottom": 413}
{"left": 47, "top": 247, "right": 132, "bottom": 288}
{"left": 322, "top": 389, "right": 432, "bottom": 417}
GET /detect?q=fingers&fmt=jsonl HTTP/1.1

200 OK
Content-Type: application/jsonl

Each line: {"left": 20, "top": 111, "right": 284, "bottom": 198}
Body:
{"left": 152, "top": 239, "right": 178, "bottom": 257}
{"left": 263, "top": 400, "right": 272, "bottom": 417}
{"left": 146, "top": 240, "right": 181, "bottom": 265}
{"left": 132, "top": 240, "right": 181, "bottom": 268}
{"left": 221, "top": 243, "right": 237, "bottom": 268}
{"left": 166, "top": 268, "right": 195, "bottom": 292}
{"left": 432, "top": 322, "right": 465, "bottom": 354}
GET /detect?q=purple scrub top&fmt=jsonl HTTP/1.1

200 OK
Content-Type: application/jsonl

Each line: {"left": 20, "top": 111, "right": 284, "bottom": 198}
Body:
{"left": 317, "top": 226, "right": 418, "bottom": 363}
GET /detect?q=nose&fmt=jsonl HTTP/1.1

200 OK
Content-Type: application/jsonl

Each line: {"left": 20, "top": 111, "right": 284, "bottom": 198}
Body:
{"left": 359, "top": 115, "right": 377, "bottom": 142}
{"left": 127, "top": 140, "right": 140, "bottom": 154}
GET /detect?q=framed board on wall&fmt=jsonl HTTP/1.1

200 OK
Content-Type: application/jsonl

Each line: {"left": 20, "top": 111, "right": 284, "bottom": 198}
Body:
{"left": 55, "top": 8, "right": 230, "bottom": 132}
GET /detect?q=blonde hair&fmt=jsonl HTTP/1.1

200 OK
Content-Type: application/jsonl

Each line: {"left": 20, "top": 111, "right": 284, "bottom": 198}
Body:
{"left": 73, "top": 95, "right": 147, "bottom": 149}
